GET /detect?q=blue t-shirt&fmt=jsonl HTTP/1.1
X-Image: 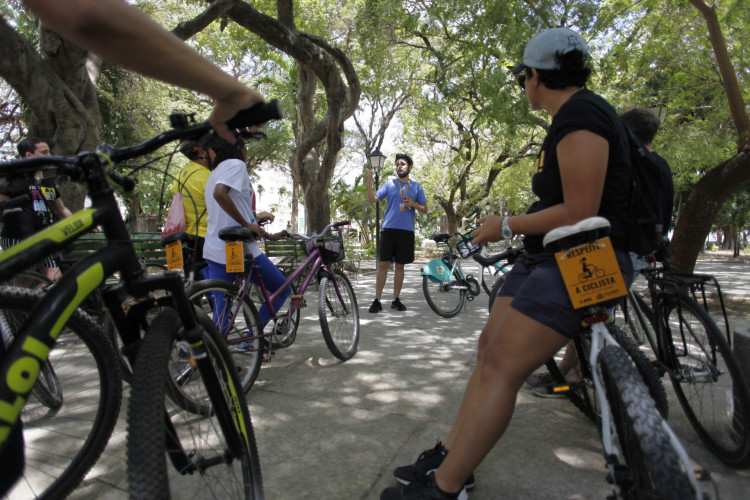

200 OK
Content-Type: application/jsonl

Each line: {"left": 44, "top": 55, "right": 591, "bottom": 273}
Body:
{"left": 376, "top": 177, "right": 427, "bottom": 232}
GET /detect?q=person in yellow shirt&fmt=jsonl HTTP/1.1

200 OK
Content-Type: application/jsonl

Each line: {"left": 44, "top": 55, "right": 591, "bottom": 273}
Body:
{"left": 174, "top": 140, "right": 211, "bottom": 278}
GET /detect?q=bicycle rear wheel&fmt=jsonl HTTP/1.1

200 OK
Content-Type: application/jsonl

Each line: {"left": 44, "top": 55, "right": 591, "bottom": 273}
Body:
{"left": 186, "top": 279, "right": 264, "bottom": 394}
{"left": 598, "top": 345, "right": 694, "bottom": 499}
{"left": 664, "top": 294, "right": 750, "bottom": 467}
{"left": 422, "top": 274, "right": 465, "bottom": 318}
{"left": 318, "top": 269, "right": 360, "bottom": 360}
{"left": 0, "top": 286, "right": 122, "bottom": 499}
{"left": 127, "top": 307, "right": 263, "bottom": 499}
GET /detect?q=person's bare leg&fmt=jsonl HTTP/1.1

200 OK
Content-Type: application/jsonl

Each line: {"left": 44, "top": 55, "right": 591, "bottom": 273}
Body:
{"left": 44, "top": 266, "right": 62, "bottom": 283}
{"left": 392, "top": 263, "right": 405, "bottom": 299}
{"left": 374, "top": 260, "right": 390, "bottom": 300}
{"left": 557, "top": 342, "right": 581, "bottom": 382}
{"left": 444, "top": 296, "right": 513, "bottom": 451}
{"left": 435, "top": 308, "right": 570, "bottom": 493}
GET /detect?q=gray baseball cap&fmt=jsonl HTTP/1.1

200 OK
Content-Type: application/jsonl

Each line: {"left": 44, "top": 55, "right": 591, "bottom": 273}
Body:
{"left": 519, "top": 27, "right": 588, "bottom": 71}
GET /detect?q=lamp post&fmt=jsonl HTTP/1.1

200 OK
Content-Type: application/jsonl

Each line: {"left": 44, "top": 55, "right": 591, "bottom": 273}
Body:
{"left": 485, "top": 200, "right": 491, "bottom": 218}
{"left": 368, "top": 147, "right": 386, "bottom": 262}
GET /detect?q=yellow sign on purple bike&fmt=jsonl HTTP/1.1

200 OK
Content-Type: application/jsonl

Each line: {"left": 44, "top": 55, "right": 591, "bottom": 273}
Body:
{"left": 554, "top": 237, "right": 627, "bottom": 309}
{"left": 225, "top": 241, "right": 244, "bottom": 273}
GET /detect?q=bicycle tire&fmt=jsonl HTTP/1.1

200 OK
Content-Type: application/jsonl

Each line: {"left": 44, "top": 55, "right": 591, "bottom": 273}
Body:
{"left": 608, "top": 324, "right": 669, "bottom": 419}
{"left": 487, "top": 274, "right": 507, "bottom": 312}
{"left": 0, "top": 286, "right": 122, "bottom": 499}
{"left": 318, "top": 269, "right": 360, "bottom": 360}
{"left": 186, "top": 279, "right": 264, "bottom": 394}
{"left": 664, "top": 294, "right": 750, "bottom": 467}
{"left": 422, "top": 274, "right": 465, "bottom": 318}
{"left": 481, "top": 264, "right": 504, "bottom": 296}
{"left": 2, "top": 270, "right": 53, "bottom": 291}
{"left": 598, "top": 345, "right": 694, "bottom": 499}
{"left": 31, "top": 360, "right": 63, "bottom": 411}
{"left": 127, "top": 307, "right": 263, "bottom": 499}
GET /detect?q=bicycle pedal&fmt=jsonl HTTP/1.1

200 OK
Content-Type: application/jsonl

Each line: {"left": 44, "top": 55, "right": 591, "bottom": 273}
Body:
{"left": 694, "top": 469, "right": 711, "bottom": 482}
{"left": 291, "top": 294, "right": 306, "bottom": 308}
{"left": 262, "top": 350, "right": 276, "bottom": 362}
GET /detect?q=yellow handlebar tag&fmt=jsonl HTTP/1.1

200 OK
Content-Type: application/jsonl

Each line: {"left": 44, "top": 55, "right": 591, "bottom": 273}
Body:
{"left": 165, "top": 240, "right": 184, "bottom": 271}
{"left": 554, "top": 237, "right": 627, "bottom": 309}
{"left": 225, "top": 241, "right": 244, "bottom": 273}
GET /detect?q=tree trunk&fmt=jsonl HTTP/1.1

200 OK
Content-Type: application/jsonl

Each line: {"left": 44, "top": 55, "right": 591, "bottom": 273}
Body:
{"left": 670, "top": 151, "right": 750, "bottom": 272}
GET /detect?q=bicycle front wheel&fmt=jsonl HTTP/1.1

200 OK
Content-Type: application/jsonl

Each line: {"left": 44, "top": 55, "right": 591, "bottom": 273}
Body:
{"left": 318, "top": 269, "right": 360, "bottom": 360}
{"left": 0, "top": 286, "right": 122, "bottom": 499}
{"left": 31, "top": 360, "right": 63, "bottom": 410}
{"left": 598, "top": 345, "right": 694, "bottom": 499}
{"left": 481, "top": 264, "right": 504, "bottom": 296}
{"left": 127, "top": 307, "right": 263, "bottom": 499}
{"left": 664, "top": 294, "right": 750, "bottom": 467}
{"left": 422, "top": 274, "right": 465, "bottom": 318}
{"left": 487, "top": 273, "right": 507, "bottom": 312}
{"left": 186, "top": 279, "right": 264, "bottom": 395}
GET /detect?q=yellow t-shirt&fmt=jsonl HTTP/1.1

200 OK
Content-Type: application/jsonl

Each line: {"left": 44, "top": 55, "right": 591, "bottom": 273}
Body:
{"left": 173, "top": 162, "right": 210, "bottom": 238}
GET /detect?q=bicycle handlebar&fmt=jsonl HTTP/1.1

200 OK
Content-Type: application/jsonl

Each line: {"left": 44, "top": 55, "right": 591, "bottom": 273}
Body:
{"left": 472, "top": 245, "right": 524, "bottom": 267}
{"left": 0, "top": 194, "right": 30, "bottom": 211}
{"left": 0, "top": 100, "right": 283, "bottom": 192}
{"left": 287, "top": 220, "right": 350, "bottom": 241}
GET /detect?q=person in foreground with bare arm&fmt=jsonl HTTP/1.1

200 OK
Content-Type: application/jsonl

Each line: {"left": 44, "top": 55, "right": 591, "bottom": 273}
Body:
{"left": 1, "top": 1, "right": 267, "bottom": 495}
{"left": 23, "top": 0, "right": 264, "bottom": 142}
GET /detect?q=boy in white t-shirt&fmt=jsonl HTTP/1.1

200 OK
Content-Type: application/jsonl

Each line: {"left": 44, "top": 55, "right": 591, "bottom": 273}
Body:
{"left": 202, "top": 138, "right": 289, "bottom": 346}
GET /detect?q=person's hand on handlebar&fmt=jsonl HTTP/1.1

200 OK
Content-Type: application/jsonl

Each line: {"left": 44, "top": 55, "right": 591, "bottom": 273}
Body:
{"left": 472, "top": 214, "right": 504, "bottom": 246}
{"left": 210, "top": 86, "right": 266, "bottom": 143}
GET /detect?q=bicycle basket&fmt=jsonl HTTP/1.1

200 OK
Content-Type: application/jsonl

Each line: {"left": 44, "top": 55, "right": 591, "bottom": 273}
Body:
{"left": 303, "top": 236, "right": 345, "bottom": 264}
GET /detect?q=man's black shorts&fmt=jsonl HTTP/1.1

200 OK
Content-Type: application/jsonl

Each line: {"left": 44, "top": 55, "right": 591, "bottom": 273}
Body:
{"left": 379, "top": 228, "right": 415, "bottom": 264}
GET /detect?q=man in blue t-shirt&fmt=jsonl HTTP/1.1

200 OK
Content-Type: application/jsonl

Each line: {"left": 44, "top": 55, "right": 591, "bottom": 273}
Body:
{"left": 366, "top": 153, "right": 428, "bottom": 312}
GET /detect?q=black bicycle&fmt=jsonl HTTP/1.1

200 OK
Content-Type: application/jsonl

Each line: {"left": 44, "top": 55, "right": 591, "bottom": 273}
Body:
{"left": 614, "top": 261, "right": 750, "bottom": 468}
{"left": 0, "top": 102, "right": 281, "bottom": 498}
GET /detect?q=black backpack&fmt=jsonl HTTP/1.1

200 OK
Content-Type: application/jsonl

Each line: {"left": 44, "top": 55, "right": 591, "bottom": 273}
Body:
{"left": 623, "top": 127, "right": 669, "bottom": 256}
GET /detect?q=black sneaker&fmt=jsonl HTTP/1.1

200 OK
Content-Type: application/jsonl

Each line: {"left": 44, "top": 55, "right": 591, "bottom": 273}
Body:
{"left": 381, "top": 472, "right": 468, "bottom": 500}
{"left": 369, "top": 299, "right": 383, "bottom": 313}
{"left": 391, "top": 298, "right": 407, "bottom": 311}
{"left": 394, "top": 441, "right": 475, "bottom": 490}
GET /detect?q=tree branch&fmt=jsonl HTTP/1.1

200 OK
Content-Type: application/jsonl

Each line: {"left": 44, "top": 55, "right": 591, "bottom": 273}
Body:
{"left": 688, "top": 0, "right": 750, "bottom": 149}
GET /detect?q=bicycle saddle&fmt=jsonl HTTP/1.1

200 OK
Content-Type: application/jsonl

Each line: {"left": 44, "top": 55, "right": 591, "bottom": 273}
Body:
{"left": 160, "top": 231, "right": 189, "bottom": 246}
{"left": 542, "top": 217, "right": 611, "bottom": 254}
{"left": 432, "top": 233, "right": 450, "bottom": 244}
{"left": 219, "top": 226, "right": 256, "bottom": 242}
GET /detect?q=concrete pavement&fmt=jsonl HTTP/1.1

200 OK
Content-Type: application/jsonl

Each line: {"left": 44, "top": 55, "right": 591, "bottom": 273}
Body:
{"left": 56, "top": 260, "right": 750, "bottom": 498}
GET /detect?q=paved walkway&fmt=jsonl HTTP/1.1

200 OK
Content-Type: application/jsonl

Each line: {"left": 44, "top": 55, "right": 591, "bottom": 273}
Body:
{"left": 56, "top": 261, "right": 750, "bottom": 499}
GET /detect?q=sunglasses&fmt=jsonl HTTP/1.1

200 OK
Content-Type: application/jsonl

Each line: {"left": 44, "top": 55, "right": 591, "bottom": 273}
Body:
{"left": 517, "top": 74, "right": 526, "bottom": 91}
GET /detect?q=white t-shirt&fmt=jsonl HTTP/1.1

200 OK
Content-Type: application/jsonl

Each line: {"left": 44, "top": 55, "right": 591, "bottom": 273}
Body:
{"left": 202, "top": 158, "right": 262, "bottom": 263}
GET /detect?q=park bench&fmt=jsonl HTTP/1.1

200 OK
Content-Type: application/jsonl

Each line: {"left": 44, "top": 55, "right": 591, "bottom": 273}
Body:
{"left": 61, "top": 232, "right": 168, "bottom": 274}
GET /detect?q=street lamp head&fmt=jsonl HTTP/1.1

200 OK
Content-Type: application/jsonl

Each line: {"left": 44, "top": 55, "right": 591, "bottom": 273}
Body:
{"left": 369, "top": 147, "right": 386, "bottom": 170}
{"left": 485, "top": 200, "right": 491, "bottom": 215}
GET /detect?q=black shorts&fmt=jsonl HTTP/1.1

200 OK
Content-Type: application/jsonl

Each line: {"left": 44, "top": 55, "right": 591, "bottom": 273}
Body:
{"left": 379, "top": 228, "right": 415, "bottom": 264}
{"left": 497, "top": 250, "right": 633, "bottom": 338}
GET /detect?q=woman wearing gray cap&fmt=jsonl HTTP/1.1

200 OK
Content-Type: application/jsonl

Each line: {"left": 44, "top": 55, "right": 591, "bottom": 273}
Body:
{"left": 381, "top": 27, "right": 634, "bottom": 500}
